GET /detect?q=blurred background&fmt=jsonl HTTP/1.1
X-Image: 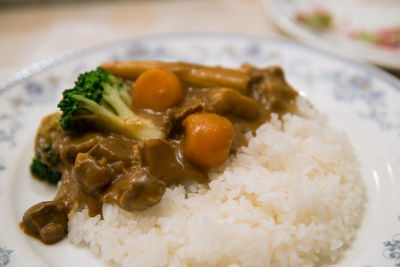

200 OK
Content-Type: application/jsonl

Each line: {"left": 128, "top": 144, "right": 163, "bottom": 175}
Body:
{"left": 0, "top": 0, "right": 281, "bottom": 82}
{"left": 0, "top": 0, "right": 399, "bottom": 82}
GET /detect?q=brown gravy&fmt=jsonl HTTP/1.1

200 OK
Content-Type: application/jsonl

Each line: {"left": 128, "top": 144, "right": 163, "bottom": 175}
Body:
{"left": 20, "top": 64, "right": 298, "bottom": 244}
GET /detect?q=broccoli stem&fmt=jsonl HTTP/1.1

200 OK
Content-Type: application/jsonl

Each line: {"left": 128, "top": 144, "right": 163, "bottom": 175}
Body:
{"left": 74, "top": 95, "right": 163, "bottom": 140}
{"left": 102, "top": 84, "right": 134, "bottom": 117}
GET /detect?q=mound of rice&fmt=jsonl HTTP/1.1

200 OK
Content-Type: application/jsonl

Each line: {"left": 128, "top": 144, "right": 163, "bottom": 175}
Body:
{"left": 68, "top": 98, "right": 365, "bottom": 267}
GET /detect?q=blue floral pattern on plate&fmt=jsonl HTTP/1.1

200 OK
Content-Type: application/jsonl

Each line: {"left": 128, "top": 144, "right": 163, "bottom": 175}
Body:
{"left": 0, "top": 246, "right": 13, "bottom": 267}
{"left": 384, "top": 216, "right": 400, "bottom": 266}
{"left": 384, "top": 234, "right": 400, "bottom": 266}
{"left": 0, "top": 34, "right": 399, "bottom": 266}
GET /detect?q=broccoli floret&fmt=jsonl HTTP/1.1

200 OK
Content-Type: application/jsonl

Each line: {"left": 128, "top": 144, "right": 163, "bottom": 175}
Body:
{"left": 38, "top": 143, "right": 60, "bottom": 167}
{"left": 57, "top": 67, "right": 164, "bottom": 140}
{"left": 31, "top": 112, "right": 62, "bottom": 185}
{"left": 30, "top": 158, "right": 62, "bottom": 184}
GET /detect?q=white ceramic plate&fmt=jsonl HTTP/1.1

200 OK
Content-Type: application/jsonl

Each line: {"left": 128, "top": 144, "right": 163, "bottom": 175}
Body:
{"left": 0, "top": 34, "right": 400, "bottom": 267}
{"left": 263, "top": 0, "right": 400, "bottom": 70}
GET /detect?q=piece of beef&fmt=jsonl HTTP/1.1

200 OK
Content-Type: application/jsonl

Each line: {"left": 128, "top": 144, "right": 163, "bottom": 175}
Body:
{"left": 244, "top": 65, "right": 298, "bottom": 114}
{"left": 207, "top": 87, "right": 258, "bottom": 119}
{"left": 72, "top": 136, "right": 136, "bottom": 194}
{"left": 166, "top": 102, "right": 204, "bottom": 137}
{"left": 101, "top": 168, "right": 167, "bottom": 211}
{"left": 133, "top": 139, "right": 209, "bottom": 184}
{"left": 20, "top": 201, "right": 68, "bottom": 244}
{"left": 59, "top": 133, "right": 105, "bottom": 164}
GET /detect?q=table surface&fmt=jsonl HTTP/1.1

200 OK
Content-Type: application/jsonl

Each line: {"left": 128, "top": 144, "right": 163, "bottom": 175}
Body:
{"left": 0, "top": 0, "right": 398, "bottom": 84}
{"left": 0, "top": 0, "right": 284, "bottom": 83}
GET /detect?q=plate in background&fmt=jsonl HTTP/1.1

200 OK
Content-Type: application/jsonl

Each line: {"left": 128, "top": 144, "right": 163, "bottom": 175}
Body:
{"left": 264, "top": 0, "right": 400, "bottom": 70}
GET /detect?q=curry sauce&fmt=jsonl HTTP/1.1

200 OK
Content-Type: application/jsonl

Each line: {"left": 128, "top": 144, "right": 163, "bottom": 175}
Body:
{"left": 20, "top": 62, "right": 298, "bottom": 244}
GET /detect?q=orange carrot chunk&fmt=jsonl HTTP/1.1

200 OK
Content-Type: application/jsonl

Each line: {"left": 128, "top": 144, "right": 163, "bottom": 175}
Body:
{"left": 133, "top": 69, "right": 184, "bottom": 112}
{"left": 183, "top": 113, "right": 234, "bottom": 168}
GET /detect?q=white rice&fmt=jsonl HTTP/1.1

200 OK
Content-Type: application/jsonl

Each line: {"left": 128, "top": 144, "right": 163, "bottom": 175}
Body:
{"left": 68, "top": 98, "right": 365, "bottom": 267}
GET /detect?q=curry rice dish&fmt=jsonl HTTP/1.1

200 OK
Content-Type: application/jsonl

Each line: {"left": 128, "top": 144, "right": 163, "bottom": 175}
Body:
{"left": 20, "top": 61, "right": 365, "bottom": 267}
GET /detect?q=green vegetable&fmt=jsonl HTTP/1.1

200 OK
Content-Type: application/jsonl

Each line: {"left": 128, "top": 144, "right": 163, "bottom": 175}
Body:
{"left": 57, "top": 67, "right": 164, "bottom": 140}
{"left": 39, "top": 143, "right": 60, "bottom": 167}
{"left": 296, "top": 10, "right": 333, "bottom": 32}
{"left": 30, "top": 112, "right": 62, "bottom": 185}
{"left": 30, "top": 158, "right": 62, "bottom": 184}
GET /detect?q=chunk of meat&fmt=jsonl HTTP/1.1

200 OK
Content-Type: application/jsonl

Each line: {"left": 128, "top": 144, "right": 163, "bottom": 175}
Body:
{"left": 133, "top": 139, "right": 209, "bottom": 184}
{"left": 59, "top": 133, "right": 105, "bottom": 164}
{"left": 168, "top": 103, "right": 205, "bottom": 122}
{"left": 207, "top": 87, "right": 258, "bottom": 119}
{"left": 20, "top": 201, "right": 68, "bottom": 244}
{"left": 101, "top": 168, "right": 167, "bottom": 211}
{"left": 166, "top": 102, "right": 204, "bottom": 137}
{"left": 244, "top": 65, "right": 298, "bottom": 114}
{"left": 72, "top": 153, "right": 114, "bottom": 194}
{"left": 133, "top": 139, "right": 182, "bottom": 183}
{"left": 88, "top": 135, "right": 136, "bottom": 171}
{"left": 72, "top": 136, "right": 137, "bottom": 194}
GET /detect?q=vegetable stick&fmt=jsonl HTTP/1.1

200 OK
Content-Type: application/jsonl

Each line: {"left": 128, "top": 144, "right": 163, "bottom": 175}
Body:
{"left": 101, "top": 61, "right": 250, "bottom": 94}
